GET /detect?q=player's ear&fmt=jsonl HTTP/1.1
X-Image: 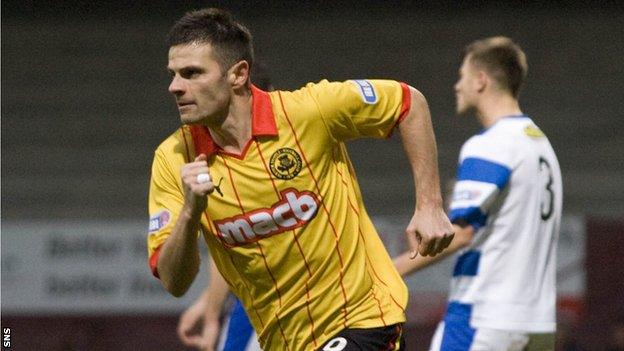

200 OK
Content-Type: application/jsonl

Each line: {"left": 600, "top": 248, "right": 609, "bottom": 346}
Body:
{"left": 228, "top": 60, "right": 250, "bottom": 89}
{"left": 475, "top": 70, "right": 488, "bottom": 93}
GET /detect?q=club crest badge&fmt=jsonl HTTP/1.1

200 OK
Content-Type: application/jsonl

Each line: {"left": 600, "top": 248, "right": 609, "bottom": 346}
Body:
{"left": 269, "top": 148, "right": 302, "bottom": 180}
{"left": 524, "top": 125, "right": 545, "bottom": 138}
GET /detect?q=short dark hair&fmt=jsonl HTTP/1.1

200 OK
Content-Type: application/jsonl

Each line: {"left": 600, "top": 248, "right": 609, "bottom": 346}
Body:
{"left": 167, "top": 8, "right": 254, "bottom": 71}
{"left": 464, "top": 36, "right": 528, "bottom": 97}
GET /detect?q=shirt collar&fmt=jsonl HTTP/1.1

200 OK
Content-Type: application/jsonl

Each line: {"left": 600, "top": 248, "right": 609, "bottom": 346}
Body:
{"left": 189, "top": 85, "right": 278, "bottom": 157}
{"left": 478, "top": 114, "right": 529, "bottom": 135}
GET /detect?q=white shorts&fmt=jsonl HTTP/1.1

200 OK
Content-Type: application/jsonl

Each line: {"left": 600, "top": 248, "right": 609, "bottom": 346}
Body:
{"left": 429, "top": 321, "right": 555, "bottom": 351}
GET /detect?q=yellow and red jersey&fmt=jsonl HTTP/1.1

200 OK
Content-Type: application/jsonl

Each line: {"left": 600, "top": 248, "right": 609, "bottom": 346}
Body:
{"left": 148, "top": 80, "right": 410, "bottom": 350}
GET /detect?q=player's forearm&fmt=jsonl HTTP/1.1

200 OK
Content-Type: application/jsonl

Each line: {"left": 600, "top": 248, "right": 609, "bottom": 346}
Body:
{"left": 157, "top": 208, "right": 202, "bottom": 297}
{"left": 394, "top": 223, "right": 473, "bottom": 276}
{"left": 204, "top": 259, "right": 231, "bottom": 318}
{"left": 399, "top": 87, "right": 444, "bottom": 209}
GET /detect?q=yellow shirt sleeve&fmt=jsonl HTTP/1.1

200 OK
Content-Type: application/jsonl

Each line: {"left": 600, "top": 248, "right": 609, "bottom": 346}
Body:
{"left": 147, "top": 147, "right": 184, "bottom": 260}
{"left": 306, "top": 79, "right": 410, "bottom": 141}
{"left": 146, "top": 127, "right": 210, "bottom": 277}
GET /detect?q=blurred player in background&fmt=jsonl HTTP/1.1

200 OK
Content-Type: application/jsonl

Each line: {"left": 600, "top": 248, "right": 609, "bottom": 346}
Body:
{"left": 177, "top": 61, "right": 273, "bottom": 351}
{"left": 147, "top": 7, "right": 454, "bottom": 350}
{"left": 394, "top": 36, "right": 563, "bottom": 350}
{"left": 178, "top": 259, "right": 260, "bottom": 351}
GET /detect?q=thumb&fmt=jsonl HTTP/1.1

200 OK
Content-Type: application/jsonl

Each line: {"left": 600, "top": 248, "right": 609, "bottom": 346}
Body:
{"left": 195, "top": 153, "right": 207, "bottom": 162}
{"left": 182, "top": 334, "right": 204, "bottom": 347}
{"left": 407, "top": 232, "right": 421, "bottom": 259}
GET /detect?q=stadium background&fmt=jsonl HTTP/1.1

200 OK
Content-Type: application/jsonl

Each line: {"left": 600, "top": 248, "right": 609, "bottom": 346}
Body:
{"left": 2, "top": 1, "right": 623, "bottom": 350}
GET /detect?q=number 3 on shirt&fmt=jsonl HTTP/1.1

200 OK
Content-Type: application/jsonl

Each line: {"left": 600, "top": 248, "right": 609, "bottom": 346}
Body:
{"left": 539, "top": 157, "right": 554, "bottom": 220}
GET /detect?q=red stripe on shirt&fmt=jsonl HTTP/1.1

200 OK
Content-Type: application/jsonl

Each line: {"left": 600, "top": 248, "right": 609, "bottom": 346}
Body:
{"left": 358, "top": 226, "right": 405, "bottom": 312}
{"left": 181, "top": 126, "right": 192, "bottom": 163}
{"left": 254, "top": 141, "right": 314, "bottom": 277}
{"left": 205, "top": 207, "right": 265, "bottom": 328}
{"left": 220, "top": 155, "right": 244, "bottom": 214}
{"left": 275, "top": 312, "right": 291, "bottom": 351}
{"left": 370, "top": 286, "right": 387, "bottom": 327}
{"left": 255, "top": 141, "right": 318, "bottom": 347}
{"left": 228, "top": 250, "right": 266, "bottom": 329}
{"left": 214, "top": 158, "right": 268, "bottom": 327}
{"left": 220, "top": 154, "right": 286, "bottom": 324}
{"left": 254, "top": 141, "right": 280, "bottom": 197}
{"left": 332, "top": 153, "right": 404, "bottom": 314}
{"left": 334, "top": 159, "right": 405, "bottom": 314}
{"left": 278, "top": 91, "right": 349, "bottom": 328}
{"left": 341, "top": 151, "right": 405, "bottom": 312}
{"left": 255, "top": 241, "right": 283, "bottom": 307}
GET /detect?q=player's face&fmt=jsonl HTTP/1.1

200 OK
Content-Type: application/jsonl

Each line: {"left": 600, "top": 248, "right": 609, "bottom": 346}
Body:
{"left": 167, "top": 43, "right": 231, "bottom": 125}
{"left": 454, "top": 56, "right": 480, "bottom": 115}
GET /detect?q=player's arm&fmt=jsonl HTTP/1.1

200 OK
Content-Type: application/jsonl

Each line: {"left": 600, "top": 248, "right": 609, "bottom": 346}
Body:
{"left": 178, "top": 285, "right": 210, "bottom": 347}
{"left": 178, "top": 258, "right": 229, "bottom": 349}
{"left": 158, "top": 154, "right": 214, "bottom": 297}
{"left": 394, "top": 222, "right": 473, "bottom": 276}
{"left": 399, "top": 87, "right": 455, "bottom": 258}
{"left": 201, "top": 259, "right": 231, "bottom": 349}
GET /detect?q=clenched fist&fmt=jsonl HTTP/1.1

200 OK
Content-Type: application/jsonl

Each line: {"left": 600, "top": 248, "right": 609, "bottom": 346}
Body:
{"left": 181, "top": 154, "right": 214, "bottom": 216}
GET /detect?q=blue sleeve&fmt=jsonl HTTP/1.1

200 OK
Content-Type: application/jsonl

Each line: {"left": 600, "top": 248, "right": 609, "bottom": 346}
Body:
{"left": 223, "top": 299, "right": 255, "bottom": 351}
{"left": 449, "top": 157, "right": 512, "bottom": 230}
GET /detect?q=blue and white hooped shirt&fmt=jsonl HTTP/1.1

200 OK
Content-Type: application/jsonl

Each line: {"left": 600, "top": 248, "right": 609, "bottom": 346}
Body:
{"left": 447, "top": 115, "right": 562, "bottom": 333}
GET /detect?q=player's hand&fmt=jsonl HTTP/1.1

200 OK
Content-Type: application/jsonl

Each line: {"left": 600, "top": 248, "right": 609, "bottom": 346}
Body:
{"left": 181, "top": 154, "right": 214, "bottom": 215}
{"left": 198, "top": 317, "right": 221, "bottom": 351}
{"left": 405, "top": 206, "right": 454, "bottom": 258}
{"left": 177, "top": 297, "right": 207, "bottom": 348}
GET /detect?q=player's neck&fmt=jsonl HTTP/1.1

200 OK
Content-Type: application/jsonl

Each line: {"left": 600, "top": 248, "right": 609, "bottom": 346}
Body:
{"left": 477, "top": 93, "right": 522, "bottom": 128}
{"left": 208, "top": 89, "right": 253, "bottom": 154}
